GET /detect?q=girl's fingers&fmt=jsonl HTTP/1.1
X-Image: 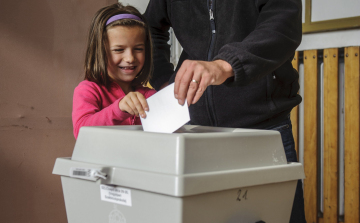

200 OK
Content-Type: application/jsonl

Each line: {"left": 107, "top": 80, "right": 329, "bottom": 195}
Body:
{"left": 122, "top": 93, "right": 138, "bottom": 116}
{"left": 135, "top": 93, "right": 149, "bottom": 118}
{"left": 132, "top": 93, "right": 147, "bottom": 118}
{"left": 125, "top": 99, "right": 138, "bottom": 116}
{"left": 120, "top": 100, "right": 135, "bottom": 115}
{"left": 121, "top": 93, "right": 148, "bottom": 118}
{"left": 128, "top": 92, "right": 148, "bottom": 118}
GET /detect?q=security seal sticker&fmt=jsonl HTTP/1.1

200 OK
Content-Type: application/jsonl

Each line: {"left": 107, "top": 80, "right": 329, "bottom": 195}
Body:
{"left": 70, "top": 167, "right": 107, "bottom": 181}
{"left": 100, "top": 184, "right": 132, "bottom": 206}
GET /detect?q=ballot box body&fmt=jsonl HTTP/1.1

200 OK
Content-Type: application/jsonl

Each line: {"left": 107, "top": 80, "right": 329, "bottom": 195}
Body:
{"left": 53, "top": 125, "right": 305, "bottom": 223}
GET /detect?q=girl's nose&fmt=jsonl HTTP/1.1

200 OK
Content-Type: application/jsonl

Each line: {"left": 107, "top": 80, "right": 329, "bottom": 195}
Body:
{"left": 124, "top": 50, "right": 135, "bottom": 63}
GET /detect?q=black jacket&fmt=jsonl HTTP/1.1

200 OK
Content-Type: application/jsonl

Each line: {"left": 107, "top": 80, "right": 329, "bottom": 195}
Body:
{"left": 144, "top": 0, "right": 302, "bottom": 129}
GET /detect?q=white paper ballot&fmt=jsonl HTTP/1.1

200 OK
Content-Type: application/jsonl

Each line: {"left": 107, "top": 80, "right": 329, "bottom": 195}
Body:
{"left": 140, "top": 83, "right": 190, "bottom": 133}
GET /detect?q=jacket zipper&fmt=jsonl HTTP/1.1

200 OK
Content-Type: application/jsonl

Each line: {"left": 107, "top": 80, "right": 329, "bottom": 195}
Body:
{"left": 206, "top": 0, "right": 218, "bottom": 126}
{"left": 207, "top": 0, "right": 216, "bottom": 61}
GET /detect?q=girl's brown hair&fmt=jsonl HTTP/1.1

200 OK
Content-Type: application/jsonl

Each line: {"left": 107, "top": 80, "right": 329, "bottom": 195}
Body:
{"left": 84, "top": 3, "right": 153, "bottom": 88}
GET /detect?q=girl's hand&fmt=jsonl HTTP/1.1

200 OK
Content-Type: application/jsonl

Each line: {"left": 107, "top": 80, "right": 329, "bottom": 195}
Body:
{"left": 119, "top": 92, "right": 149, "bottom": 118}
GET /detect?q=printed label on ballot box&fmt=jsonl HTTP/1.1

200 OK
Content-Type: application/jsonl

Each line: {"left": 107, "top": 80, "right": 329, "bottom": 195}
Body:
{"left": 100, "top": 184, "right": 132, "bottom": 206}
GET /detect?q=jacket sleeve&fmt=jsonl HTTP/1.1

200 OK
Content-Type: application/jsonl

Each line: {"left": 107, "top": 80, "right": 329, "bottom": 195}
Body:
{"left": 214, "top": 0, "right": 302, "bottom": 87}
{"left": 144, "top": 0, "right": 174, "bottom": 91}
{"left": 144, "top": 88, "right": 157, "bottom": 98}
{"left": 72, "top": 83, "right": 132, "bottom": 139}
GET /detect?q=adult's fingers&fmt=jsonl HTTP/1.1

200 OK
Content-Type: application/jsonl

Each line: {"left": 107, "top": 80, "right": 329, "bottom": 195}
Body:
{"left": 174, "top": 60, "right": 189, "bottom": 98}
{"left": 183, "top": 62, "right": 212, "bottom": 105}
{"left": 177, "top": 61, "right": 201, "bottom": 105}
{"left": 186, "top": 77, "right": 202, "bottom": 106}
{"left": 191, "top": 73, "right": 212, "bottom": 104}
{"left": 174, "top": 60, "right": 194, "bottom": 105}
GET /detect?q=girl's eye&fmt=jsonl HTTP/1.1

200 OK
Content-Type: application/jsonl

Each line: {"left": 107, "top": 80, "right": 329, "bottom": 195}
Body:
{"left": 113, "top": 49, "right": 124, "bottom": 52}
{"left": 135, "top": 48, "right": 144, "bottom": 51}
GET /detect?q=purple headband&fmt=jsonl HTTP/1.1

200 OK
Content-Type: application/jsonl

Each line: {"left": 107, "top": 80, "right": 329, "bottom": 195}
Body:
{"left": 106, "top": 14, "right": 143, "bottom": 26}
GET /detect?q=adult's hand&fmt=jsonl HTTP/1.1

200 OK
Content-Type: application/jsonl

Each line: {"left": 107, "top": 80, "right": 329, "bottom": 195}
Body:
{"left": 174, "top": 59, "right": 234, "bottom": 105}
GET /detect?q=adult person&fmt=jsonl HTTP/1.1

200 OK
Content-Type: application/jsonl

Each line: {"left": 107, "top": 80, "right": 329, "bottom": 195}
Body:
{"left": 144, "top": 0, "right": 305, "bottom": 222}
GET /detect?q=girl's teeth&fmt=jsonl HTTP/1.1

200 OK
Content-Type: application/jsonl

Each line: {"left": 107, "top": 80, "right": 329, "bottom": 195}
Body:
{"left": 121, "top": 66, "right": 135, "bottom": 70}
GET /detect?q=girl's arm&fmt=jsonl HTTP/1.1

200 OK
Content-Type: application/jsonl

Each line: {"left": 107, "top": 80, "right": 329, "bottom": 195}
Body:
{"left": 72, "top": 83, "right": 132, "bottom": 139}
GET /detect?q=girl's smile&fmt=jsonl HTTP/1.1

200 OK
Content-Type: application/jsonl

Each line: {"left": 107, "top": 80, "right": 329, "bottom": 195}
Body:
{"left": 106, "top": 25, "right": 146, "bottom": 93}
{"left": 119, "top": 66, "right": 137, "bottom": 73}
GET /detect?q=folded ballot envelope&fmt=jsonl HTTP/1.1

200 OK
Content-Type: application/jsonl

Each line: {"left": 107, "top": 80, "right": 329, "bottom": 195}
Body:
{"left": 140, "top": 83, "right": 190, "bottom": 133}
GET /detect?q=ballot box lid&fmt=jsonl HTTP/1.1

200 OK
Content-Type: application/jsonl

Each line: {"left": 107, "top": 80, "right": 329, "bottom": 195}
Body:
{"left": 53, "top": 157, "right": 304, "bottom": 197}
{"left": 71, "top": 125, "right": 288, "bottom": 175}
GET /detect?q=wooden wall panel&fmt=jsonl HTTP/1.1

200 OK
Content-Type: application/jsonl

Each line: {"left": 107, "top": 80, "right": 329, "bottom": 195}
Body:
{"left": 323, "top": 48, "right": 339, "bottom": 223}
{"left": 344, "top": 46, "right": 360, "bottom": 223}
{"left": 291, "top": 51, "right": 300, "bottom": 159}
{"left": 303, "top": 50, "right": 319, "bottom": 223}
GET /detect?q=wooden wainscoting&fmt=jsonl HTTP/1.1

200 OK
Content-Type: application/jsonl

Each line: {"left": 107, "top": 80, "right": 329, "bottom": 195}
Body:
{"left": 291, "top": 46, "right": 360, "bottom": 223}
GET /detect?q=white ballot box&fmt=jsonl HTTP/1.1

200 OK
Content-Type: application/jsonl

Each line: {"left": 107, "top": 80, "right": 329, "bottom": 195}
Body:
{"left": 53, "top": 125, "right": 305, "bottom": 223}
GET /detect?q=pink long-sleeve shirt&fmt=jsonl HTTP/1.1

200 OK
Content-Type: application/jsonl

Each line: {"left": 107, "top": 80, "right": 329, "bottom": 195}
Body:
{"left": 72, "top": 80, "right": 156, "bottom": 139}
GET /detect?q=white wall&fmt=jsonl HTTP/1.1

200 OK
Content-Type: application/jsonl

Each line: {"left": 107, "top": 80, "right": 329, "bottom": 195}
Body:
{"left": 298, "top": 29, "right": 360, "bottom": 51}
{"left": 299, "top": 0, "right": 360, "bottom": 50}
{"left": 120, "top": 0, "right": 149, "bottom": 13}
{"left": 311, "top": 0, "right": 360, "bottom": 22}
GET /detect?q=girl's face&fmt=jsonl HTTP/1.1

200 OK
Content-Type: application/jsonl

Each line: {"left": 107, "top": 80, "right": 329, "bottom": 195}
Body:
{"left": 106, "top": 25, "right": 146, "bottom": 91}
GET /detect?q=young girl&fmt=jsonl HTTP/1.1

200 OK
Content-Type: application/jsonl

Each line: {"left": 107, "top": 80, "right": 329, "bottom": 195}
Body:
{"left": 72, "top": 3, "right": 156, "bottom": 139}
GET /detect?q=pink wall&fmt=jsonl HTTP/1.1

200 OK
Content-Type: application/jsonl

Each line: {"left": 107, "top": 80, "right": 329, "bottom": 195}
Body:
{"left": 0, "top": 0, "right": 116, "bottom": 222}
